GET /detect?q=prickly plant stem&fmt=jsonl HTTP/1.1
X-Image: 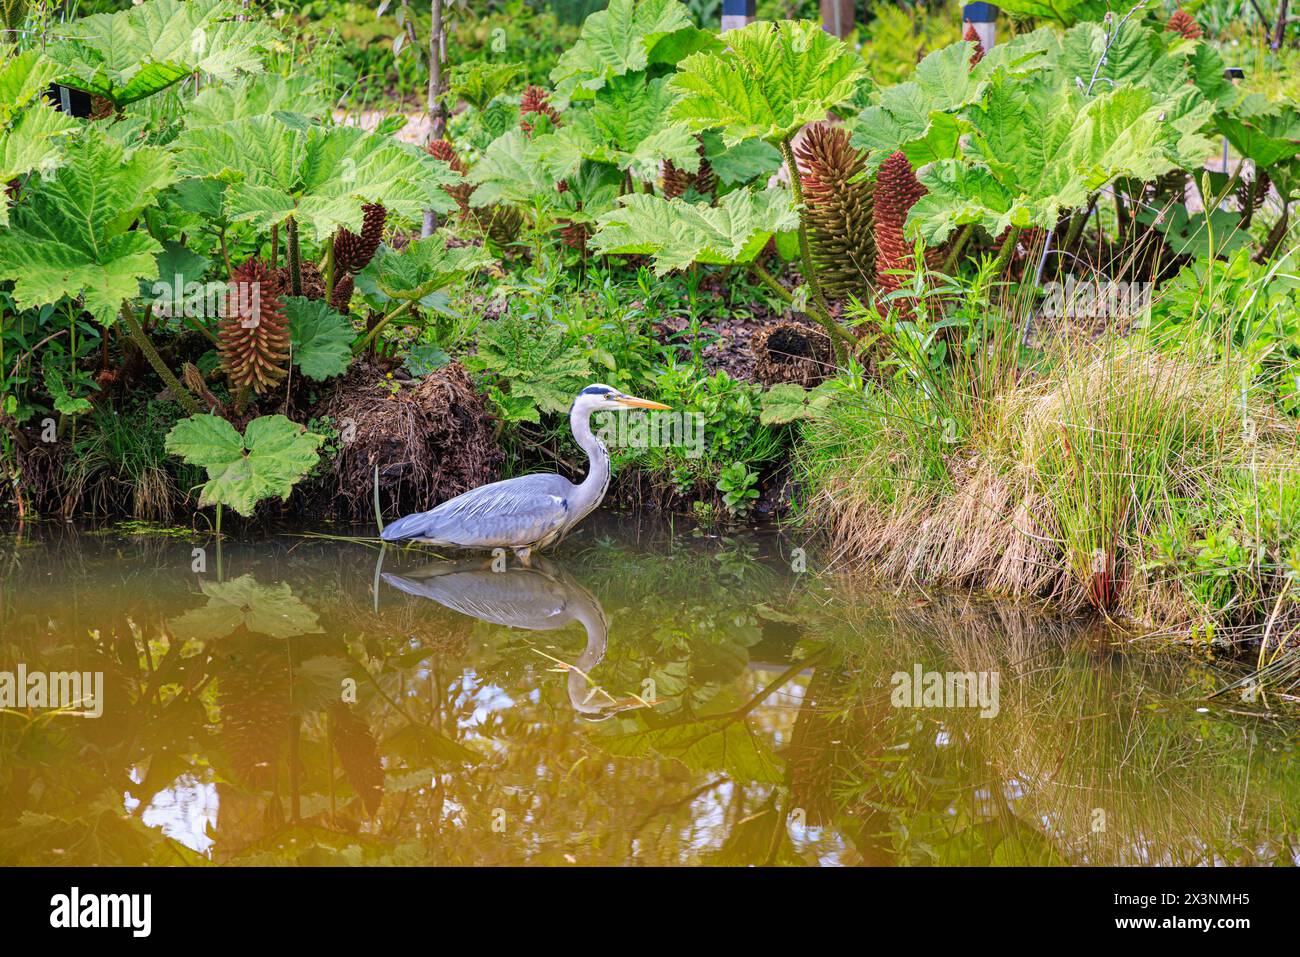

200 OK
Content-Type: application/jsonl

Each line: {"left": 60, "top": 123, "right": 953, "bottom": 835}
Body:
{"left": 120, "top": 301, "right": 202, "bottom": 416}
{"left": 353, "top": 299, "right": 416, "bottom": 355}
{"left": 780, "top": 136, "right": 829, "bottom": 314}
{"left": 992, "top": 226, "right": 1021, "bottom": 275}
{"left": 1063, "top": 198, "right": 1093, "bottom": 254}
{"left": 1255, "top": 201, "right": 1290, "bottom": 263}
{"left": 748, "top": 261, "right": 792, "bottom": 304}
{"left": 286, "top": 216, "right": 302, "bottom": 297}
{"left": 941, "top": 224, "right": 974, "bottom": 275}
{"left": 324, "top": 235, "right": 335, "bottom": 301}
{"left": 218, "top": 226, "right": 232, "bottom": 276}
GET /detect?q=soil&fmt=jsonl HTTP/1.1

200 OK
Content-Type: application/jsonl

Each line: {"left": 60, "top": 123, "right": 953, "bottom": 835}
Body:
{"left": 308, "top": 358, "right": 503, "bottom": 520}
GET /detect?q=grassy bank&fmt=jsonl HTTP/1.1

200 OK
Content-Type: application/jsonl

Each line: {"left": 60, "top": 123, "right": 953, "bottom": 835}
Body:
{"left": 799, "top": 289, "right": 1300, "bottom": 656}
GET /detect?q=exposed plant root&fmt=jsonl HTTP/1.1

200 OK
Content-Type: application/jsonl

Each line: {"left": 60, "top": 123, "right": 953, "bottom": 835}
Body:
{"left": 752, "top": 321, "right": 832, "bottom": 388}
{"left": 314, "top": 359, "right": 503, "bottom": 519}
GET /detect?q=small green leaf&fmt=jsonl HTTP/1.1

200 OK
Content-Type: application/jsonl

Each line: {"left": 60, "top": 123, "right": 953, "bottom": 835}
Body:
{"left": 759, "top": 382, "right": 831, "bottom": 425}
{"left": 165, "top": 413, "right": 323, "bottom": 517}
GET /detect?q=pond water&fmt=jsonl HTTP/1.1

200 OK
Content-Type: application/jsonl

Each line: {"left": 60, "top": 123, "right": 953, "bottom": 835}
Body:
{"left": 1, "top": 514, "right": 1297, "bottom": 866}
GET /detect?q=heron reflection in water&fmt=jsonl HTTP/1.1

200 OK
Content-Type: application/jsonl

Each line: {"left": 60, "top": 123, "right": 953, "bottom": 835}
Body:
{"left": 381, "top": 557, "right": 642, "bottom": 719}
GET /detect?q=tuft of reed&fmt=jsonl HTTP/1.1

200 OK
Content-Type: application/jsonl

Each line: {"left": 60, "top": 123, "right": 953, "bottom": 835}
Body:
{"left": 799, "top": 257, "right": 1300, "bottom": 653}
{"left": 61, "top": 406, "right": 185, "bottom": 522}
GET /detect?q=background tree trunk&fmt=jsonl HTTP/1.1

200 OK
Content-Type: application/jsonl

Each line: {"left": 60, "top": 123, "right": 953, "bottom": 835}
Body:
{"left": 819, "top": 0, "right": 854, "bottom": 38}
{"left": 422, "top": 0, "right": 446, "bottom": 238}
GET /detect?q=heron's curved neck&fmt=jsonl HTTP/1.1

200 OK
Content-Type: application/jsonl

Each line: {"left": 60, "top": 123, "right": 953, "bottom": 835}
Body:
{"left": 567, "top": 597, "right": 610, "bottom": 714}
{"left": 570, "top": 403, "right": 610, "bottom": 508}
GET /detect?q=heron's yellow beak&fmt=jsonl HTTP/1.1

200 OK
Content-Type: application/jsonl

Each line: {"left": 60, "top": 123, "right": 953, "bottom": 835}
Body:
{"left": 615, "top": 394, "right": 671, "bottom": 410}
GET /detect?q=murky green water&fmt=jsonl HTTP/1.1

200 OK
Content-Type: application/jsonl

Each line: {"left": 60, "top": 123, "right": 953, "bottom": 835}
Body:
{"left": 1, "top": 515, "right": 1297, "bottom": 866}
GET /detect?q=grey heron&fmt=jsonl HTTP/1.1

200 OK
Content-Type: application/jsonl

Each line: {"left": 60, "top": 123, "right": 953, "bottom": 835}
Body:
{"left": 381, "top": 384, "right": 669, "bottom": 562}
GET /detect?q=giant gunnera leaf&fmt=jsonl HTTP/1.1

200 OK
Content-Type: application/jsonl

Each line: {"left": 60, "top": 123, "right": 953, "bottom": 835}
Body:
{"left": 0, "top": 131, "right": 177, "bottom": 321}
{"left": 669, "top": 19, "right": 865, "bottom": 146}
{"left": 48, "top": 0, "right": 277, "bottom": 108}
{"left": 906, "top": 78, "right": 1179, "bottom": 244}
{"left": 538, "top": 73, "right": 699, "bottom": 181}
{"left": 465, "top": 128, "right": 561, "bottom": 209}
{"left": 591, "top": 187, "right": 799, "bottom": 273}
{"left": 0, "top": 47, "right": 80, "bottom": 225}
{"left": 165, "top": 414, "right": 324, "bottom": 517}
{"left": 549, "top": 0, "right": 698, "bottom": 100}
{"left": 849, "top": 30, "right": 1054, "bottom": 171}
{"left": 353, "top": 232, "right": 494, "bottom": 308}
{"left": 184, "top": 74, "right": 330, "bottom": 131}
{"left": 174, "top": 115, "right": 458, "bottom": 241}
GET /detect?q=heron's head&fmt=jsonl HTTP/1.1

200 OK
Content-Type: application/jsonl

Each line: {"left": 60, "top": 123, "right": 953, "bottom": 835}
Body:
{"left": 572, "top": 383, "right": 670, "bottom": 415}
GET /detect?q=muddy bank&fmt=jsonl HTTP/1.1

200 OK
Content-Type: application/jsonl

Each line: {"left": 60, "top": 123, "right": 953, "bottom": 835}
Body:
{"left": 305, "top": 358, "right": 503, "bottom": 520}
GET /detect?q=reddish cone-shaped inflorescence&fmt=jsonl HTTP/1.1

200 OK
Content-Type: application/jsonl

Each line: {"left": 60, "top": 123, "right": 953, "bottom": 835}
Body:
{"left": 873, "top": 151, "right": 927, "bottom": 294}
{"left": 276, "top": 259, "right": 325, "bottom": 302}
{"left": 963, "top": 22, "right": 986, "bottom": 65}
{"left": 333, "top": 203, "right": 386, "bottom": 275}
{"left": 89, "top": 95, "right": 115, "bottom": 121}
{"left": 520, "top": 85, "right": 561, "bottom": 135}
{"left": 796, "top": 123, "right": 876, "bottom": 301}
{"left": 426, "top": 137, "right": 464, "bottom": 172}
{"left": 559, "top": 218, "right": 590, "bottom": 250}
{"left": 695, "top": 155, "right": 717, "bottom": 198}
{"left": 661, "top": 160, "right": 693, "bottom": 199}
{"left": 219, "top": 258, "right": 291, "bottom": 394}
{"left": 330, "top": 272, "right": 355, "bottom": 312}
{"left": 427, "top": 138, "right": 476, "bottom": 211}
{"left": 1166, "top": 9, "right": 1203, "bottom": 39}
{"left": 660, "top": 140, "right": 716, "bottom": 200}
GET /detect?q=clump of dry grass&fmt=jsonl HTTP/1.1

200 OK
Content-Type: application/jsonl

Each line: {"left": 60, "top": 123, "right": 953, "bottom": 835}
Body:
{"left": 60, "top": 406, "right": 183, "bottom": 522}
{"left": 315, "top": 358, "right": 503, "bottom": 519}
{"left": 800, "top": 334, "right": 1300, "bottom": 640}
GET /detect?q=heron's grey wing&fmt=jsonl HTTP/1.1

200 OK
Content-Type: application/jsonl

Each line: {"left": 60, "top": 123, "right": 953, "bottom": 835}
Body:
{"left": 381, "top": 474, "right": 574, "bottom": 546}
{"left": 381, "top": 567, "right": 574, "bottom": 630}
